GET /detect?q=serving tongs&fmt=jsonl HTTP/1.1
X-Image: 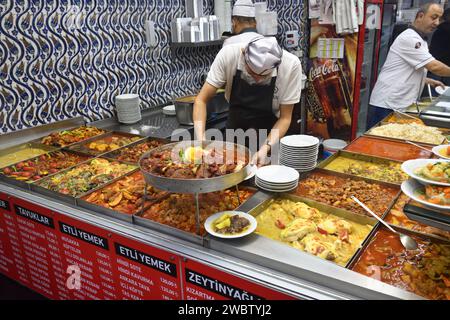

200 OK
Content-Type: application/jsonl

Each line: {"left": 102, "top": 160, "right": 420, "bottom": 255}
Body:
{"left": 351, "top": 196, "right": 418, "bottom": 250}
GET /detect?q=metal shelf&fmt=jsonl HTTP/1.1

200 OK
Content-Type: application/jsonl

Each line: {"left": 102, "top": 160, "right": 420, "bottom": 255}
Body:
{"left": 170, "top": 39, "right": 224, "bottom": 48}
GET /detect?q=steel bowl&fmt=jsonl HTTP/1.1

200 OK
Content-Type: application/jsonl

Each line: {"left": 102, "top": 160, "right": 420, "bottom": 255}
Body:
{"left": 139, "top": 140, "right": 250, "bottom": 194}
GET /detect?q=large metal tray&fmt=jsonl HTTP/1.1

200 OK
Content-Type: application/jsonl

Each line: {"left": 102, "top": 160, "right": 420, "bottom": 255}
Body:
{"left": 0, "top": 149, "right": 92, "bottom": 191}
{"left": 293, "top": 168, "right": 401, "bottom": 219}
{"left": 235, "top": 193, "right": 378, "bottom": 268}
{"left": 317, "top": 150, "right": 406, "bottom": 185}
{"left": 66, "top": 131, "right": 145, "bottom": 157}
{"left": 30, "top": 157, "right": 137, "bottom": 205}
{"left": 139, "top": 140, "right": 251, "bottom": 194}
{"left": 101, "top": 136, "right": 170, "bottom": 164}
{"left": 133, "top": 186, "right": 258, "bottom": 245}
{"left": 76, "top": 169, "right": 167, "bottom": 223}
{"left": 0, "top": 142, "right": 58, "bottom": 169}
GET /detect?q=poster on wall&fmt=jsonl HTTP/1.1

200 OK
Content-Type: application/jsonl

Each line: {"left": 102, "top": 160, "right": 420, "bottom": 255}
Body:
{"left": 306, "top": 19, "right": 358, "bottom": 141}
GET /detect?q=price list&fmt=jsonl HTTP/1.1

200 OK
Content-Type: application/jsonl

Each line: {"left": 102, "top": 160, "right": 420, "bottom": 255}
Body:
{"left": 0, "top": 192, "right": 17, "bottom": 281}
{"left": 111, "top": 234, "right": 182, "bottom": 300}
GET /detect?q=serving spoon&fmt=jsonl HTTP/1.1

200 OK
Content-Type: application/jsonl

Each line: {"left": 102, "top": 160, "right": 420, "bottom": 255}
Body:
{"left": 351, "top": 196, "right": 418, "bottom": 250}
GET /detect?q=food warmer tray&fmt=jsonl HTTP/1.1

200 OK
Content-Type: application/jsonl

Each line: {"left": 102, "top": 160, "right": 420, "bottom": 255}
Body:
{"left": 101, "top": 136, "right": 170, "bottom": 164}
{"left": 403, "top": 204, "right": 450, "bottom": 232}
{"left": 364, "top": 122, "right": 449, "bottom": 146}
{"left": 0, "top": 149, "right": 92, "bottom": 191}
{"left": 30, "top": 126, "right": 110, "bottom": 149}
{"left": 133, "top": 186, "right": 258, "bottom": 246}
{"left": 139, "top": 140, "right": 251, "bottom": 194}
{"left": 30, "top": 157, "right": 137, "bottom": 206}
{"left": 317, "top": 150, "right": 405, "bottom": 185}
{"left": 65, "top": 131, "right": 146, "bottom": 156}
{"left": 294, "top": 168, "right": 401, "bottom": 220}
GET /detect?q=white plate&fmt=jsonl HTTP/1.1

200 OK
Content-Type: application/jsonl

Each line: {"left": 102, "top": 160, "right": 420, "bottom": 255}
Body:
{"left": 401, "top": 159, "right": 450, "bottom": 186}
{"left": 255, "top": 178, "right": 298, "bottom": 187}
{"left": 244, "top": 164, "right": 257, "bottom": 180}
{"left": 280, "top": 135, "right": 320, "bottom": 148}
{"left": 163, "top": 105, "right": 176, "bottom": 116}
{"left": 256, "top": 165, "right": 299, "bottom": 184}
{"left": 435, "top": 86, "right": 450, "bottom": 95}
{"left": 401, "top": 179, "right": 450, "bottom": 211}
{"left": 256, "top": 181, "right": 298, "bottom": 192}
{"left": 204, "top": 211, "right": 257, "bottom": 239}
{"left": 431, "top": 145, "right": 450, "bottom": 160}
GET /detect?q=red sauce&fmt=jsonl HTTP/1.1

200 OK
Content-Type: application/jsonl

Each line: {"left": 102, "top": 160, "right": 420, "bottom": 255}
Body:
{"left": 345, "top": 136, "right": 432, "bottom": 161}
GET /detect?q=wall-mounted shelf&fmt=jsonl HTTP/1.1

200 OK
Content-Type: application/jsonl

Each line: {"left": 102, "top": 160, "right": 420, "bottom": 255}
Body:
{"left": 170, "top": 39, "right": 224, "bottom": 48}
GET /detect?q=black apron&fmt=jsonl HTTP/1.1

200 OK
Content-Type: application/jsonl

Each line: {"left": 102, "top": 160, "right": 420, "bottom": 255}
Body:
{"left": 226, "top": 69, "right": 278, "bottom": 132}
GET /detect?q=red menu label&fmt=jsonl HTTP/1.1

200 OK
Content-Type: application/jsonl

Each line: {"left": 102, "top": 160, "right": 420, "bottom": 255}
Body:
{"left": 0, "top": 192, "right": 17, "bottom": 282}
{"left": 111, "top": 234, "right": 182, "bottom": 300}
{"left": 182, "top": 259, "right": 296, "bottom": 300}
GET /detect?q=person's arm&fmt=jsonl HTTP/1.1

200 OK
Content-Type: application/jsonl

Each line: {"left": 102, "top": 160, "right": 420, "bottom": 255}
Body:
{"left": 425, "top": 77, "right": 446, "bottom": 89}
{"left": 193, "top": 82, "right": 218, "bottom": 141}
{"left": 253, "top": 104, "right": 294, "bottom": 166}
{"left": 425, "top": 60, "right": 450, "bottom": 77}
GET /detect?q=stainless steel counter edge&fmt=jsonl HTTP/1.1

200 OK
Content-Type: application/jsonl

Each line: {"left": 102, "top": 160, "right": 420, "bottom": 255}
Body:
{"left": 0, "top": 183, "right": 353, "bottom": 300}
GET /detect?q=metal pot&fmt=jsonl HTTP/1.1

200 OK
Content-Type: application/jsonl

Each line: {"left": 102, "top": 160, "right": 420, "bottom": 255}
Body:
{"left": 174, "top": 92, "right": 229, "bottom": 125}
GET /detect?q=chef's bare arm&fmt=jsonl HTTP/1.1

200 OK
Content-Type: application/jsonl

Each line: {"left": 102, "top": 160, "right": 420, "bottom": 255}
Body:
{"left": 194, "top": 82, "right": 218, "bottom": 140}
{"left": 426, "top": 60, "right": 450, "bottom": 77}
{"left": 265, "top": 104, "right": 294, "bottom": 148}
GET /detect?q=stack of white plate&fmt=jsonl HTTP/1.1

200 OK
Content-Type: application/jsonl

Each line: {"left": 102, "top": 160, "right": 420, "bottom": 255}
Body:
{"left": 255, "top": 165, "right": 299, "bottom": 192}
{"left": 279, "top": 135, "right": 320, "bottom": 172}
{"left": 115, "top": 94, "right": 142, "bottom": 124}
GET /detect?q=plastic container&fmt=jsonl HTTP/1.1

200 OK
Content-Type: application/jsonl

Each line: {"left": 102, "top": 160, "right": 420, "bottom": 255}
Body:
{"left": 323, "top": 139, "right": 347, "bottom": 158}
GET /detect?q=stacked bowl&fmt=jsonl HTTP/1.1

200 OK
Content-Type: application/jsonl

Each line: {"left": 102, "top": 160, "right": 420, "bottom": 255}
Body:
{"left": 279, "top": 135, "right": 320, "bottom": 172}
{"left": 255, "top": 165, "right": 300, "bottom": 192}
{"left": 115, "top": 94, "right": 142, "bottom": 124}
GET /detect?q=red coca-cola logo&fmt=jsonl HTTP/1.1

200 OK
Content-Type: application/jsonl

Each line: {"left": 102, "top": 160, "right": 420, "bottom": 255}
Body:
{"left": 309, "top": 60, "right": 340, "bottom": 82}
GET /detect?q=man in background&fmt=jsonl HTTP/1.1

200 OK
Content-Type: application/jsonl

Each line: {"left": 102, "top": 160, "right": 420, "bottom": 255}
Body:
{"left": 429, "top": 8, "right": 450, "bottom": 87}
{"left": 223, "top": 0, "right": 261, "bottom": 47}
{"left": 368, "top": 2, "right": 450, "bottom": 129}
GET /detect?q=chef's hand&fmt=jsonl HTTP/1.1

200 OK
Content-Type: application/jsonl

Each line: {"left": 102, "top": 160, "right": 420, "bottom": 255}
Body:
{"left": 425, "top": 78, "right": 446, "bottom": 90}
{"left": 251, "top": 145, "right": 271, "bottom": 167}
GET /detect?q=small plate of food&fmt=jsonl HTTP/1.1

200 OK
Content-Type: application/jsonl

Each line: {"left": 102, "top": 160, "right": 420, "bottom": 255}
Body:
{"left": 205, "top": 211, "right": 257, "bottom": 239}
{"left": 401, "top": 179, "right": 450, "bottom": 211}
{"left": 401, "top": 159, "right": 450, "bottom": 186}
{"left": 431, "top": 144, "right": 450, "bottom": 160}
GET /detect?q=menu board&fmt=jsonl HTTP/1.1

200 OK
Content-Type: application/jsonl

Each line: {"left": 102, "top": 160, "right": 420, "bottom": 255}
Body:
{"left": 0, "top": 193, "right": 296, "bottom": 300}
{"left": 182, "top": 259, "right": 296, "bottom": 300}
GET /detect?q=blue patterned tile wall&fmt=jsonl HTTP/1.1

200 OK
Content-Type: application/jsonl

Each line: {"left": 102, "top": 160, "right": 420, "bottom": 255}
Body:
{"left": 0, "top": 0, "right": 308, "bottom": 133}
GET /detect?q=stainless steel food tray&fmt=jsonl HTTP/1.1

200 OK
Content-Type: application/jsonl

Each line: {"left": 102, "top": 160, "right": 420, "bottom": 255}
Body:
{"left": 30, "top": 157, "right": 137, "bottom": 205}
{"left": 0, "top": 149, "right": 93, "bottom": 191}
{"left": 101, "top": 136, "right": 170, "bottom": 164}
{"left": 31, "top": 125, "right": 110, "bottom": 148}
{"left": 139, "top": 140, "right": 251, "bottom": 194}
{"left": 294, "top": 168, "right": 401, "bottom": 219}
{"left": 66, "top": 131, "right": 145, "bottom": 157}
{"left": 317, "top": 150, "right": 406, "bottom": 185}
{"left": 76, "top": 168, "right": 166, "bottom": 223}
{"left": 0, "top": 142, "right": 58, "bottom": 169}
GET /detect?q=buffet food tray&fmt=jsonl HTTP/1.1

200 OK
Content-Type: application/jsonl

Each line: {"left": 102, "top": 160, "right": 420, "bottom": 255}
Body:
{"left": 346, "top": 224, "right": 450, "bottom": 300}
{"left": 317, "top": 150, "right": 406, "bottom": 185}
{"left": 31, "top": 125, "right": 109, "bottom": 148}
{"left": 139, "top": 140, "right": 251, "bottom": 194}
{"left": 0, "top": 142, "right": 58, "bottom": 169}
{"left": 101, "top": 136, "right": 170, "bottom": 164}
{"left": 364, "top": 121, "right": 449, "bottom": 146}
{"left": 294, "top": 168, "right": 401, "bottom": 220}
{"left": 133, "top": 186, "right": 258, "bottom": 245}
{"left": 0, "top": 149, "right": 92, "bottom": 190}
{"left": 30, "top": 157, "right": 137, "bottom": 206}
{"left": 66, "top": 131, "right": 145, "bottom": 156}
{"left": 246, "top": 193, "right": 378, "bottom": 268}
{"left": 76, "top": 169, "right": 167, "bottom": 223}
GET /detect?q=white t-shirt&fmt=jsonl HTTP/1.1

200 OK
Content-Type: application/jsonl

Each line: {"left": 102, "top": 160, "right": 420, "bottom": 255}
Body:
{"left": 206, "top": 43, "right": 302, "bottom": 117}
{"left": 222, "top": 31, "right": 261, "bottom": 47}
{"left": 370, "top": 28, "right": 435, "bottom": 110}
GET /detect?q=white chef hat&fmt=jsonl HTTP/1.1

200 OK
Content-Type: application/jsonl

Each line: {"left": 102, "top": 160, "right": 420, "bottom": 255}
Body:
{"left": 244, "top": 37, "right": 283, "bottom": 75}
{"left": 232, "top": 0, "right": 256, "bottom": 18}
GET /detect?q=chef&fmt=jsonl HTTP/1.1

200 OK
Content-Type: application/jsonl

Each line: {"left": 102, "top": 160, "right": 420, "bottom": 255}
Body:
{"left": 193, "top": 36, "right": 302, "bottom": 165}
{"left": 223, "top": 0, "right": 261, "bottom": 47}
{"left": 368, "top": 3, "right": 450, "bottom": 129}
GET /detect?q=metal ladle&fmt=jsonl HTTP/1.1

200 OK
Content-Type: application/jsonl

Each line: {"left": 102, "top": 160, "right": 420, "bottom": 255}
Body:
{"left": 351, "top": 196, "right": 418, "bottom": 250}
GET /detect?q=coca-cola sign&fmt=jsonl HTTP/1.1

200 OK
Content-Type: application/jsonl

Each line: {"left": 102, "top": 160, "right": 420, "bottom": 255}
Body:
{"left": 309, "top": 60, "right": 340, "bottom": 82}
